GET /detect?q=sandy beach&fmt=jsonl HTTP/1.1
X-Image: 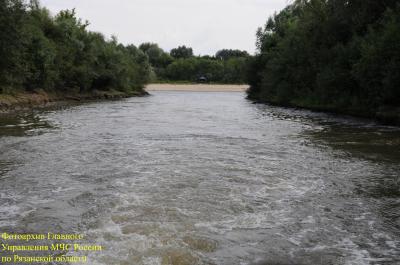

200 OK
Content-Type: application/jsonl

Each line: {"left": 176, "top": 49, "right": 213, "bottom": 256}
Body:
{"left": 146, "top": 84, "right": 249, "bottom": 92}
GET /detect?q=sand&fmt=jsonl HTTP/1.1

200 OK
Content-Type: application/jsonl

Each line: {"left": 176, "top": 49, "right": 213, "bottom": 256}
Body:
{"left": 146, "top": 84, "right": 249, "bottom": 92}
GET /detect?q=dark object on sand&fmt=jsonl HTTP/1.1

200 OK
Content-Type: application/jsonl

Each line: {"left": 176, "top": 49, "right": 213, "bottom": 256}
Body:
{"left": 197, "top": 76, "right": 207, "bottom": 83}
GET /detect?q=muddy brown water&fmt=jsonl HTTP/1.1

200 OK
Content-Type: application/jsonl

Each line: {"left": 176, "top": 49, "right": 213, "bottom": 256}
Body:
{"left": 0, "top": 91, "right": 399, "bottom": 265}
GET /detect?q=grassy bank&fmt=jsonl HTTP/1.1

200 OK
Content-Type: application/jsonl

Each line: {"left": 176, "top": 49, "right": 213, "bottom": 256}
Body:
{"left": 0, "top": 89, "right": 148, "bottom": 113}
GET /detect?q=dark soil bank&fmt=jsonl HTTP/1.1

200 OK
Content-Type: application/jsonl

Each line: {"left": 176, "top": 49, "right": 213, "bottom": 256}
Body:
{"left": 0, "top": 89, "right": 148, "bottom": 113}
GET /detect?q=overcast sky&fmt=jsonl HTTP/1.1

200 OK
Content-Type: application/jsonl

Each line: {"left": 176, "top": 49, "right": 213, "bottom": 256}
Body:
{"left": 40, "top": 0, "right": 288, "bottom": 55}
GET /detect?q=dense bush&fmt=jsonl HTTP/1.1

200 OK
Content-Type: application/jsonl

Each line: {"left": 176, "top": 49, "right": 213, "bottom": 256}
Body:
{"left": 165, "top": 58, "right": 224, "bottom": 82}
{"left": 0, "top": 0, "right": 150, "bottom": 94}
{"left": 170, "top": 45, "right": 193, "bottom": 59}
{"left": 247, "top": 0, "right": 400, "bottom": 117}
{"left": 140, "top": 45, "right": 250, "bottom": 83}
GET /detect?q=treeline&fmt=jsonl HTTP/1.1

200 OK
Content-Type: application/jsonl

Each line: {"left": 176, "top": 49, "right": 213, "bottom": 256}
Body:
{"left": 138, "top": 44, "right": 250, "bottom": 84}
{"left": 248, "top": 0, "right": 400, "bottom": 121}
{"left": 0, "top": 0, "right": 250, "bottom": 98}
{"left": 0, "top": 0, "right": 150, "bottom": 95}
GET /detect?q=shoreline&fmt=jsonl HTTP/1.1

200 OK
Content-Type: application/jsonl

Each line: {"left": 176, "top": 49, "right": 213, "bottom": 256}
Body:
{"left": 146, "top": 84, "right": 249, "bottom": 92}
{"left": 2, "top": 85, "right": 397, "bottom": 127}
{"left": 0, "top": 84, "right": 247, "bottom": 114}
{"left": 248, "top": 95, "right": 400, "bottom": 127}
{"left": 0, "top": 89, "right": 148, "bottom": 114}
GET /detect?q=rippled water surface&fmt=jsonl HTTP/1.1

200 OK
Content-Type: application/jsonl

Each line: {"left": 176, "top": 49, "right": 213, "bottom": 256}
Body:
{"left": 0, "top": 91, "right": 399, "bottom": 265}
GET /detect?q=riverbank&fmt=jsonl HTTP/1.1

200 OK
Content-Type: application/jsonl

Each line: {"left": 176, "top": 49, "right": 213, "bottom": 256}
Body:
{"left": 0, "top": 89, "right": 148, "bottom": 113}
{"left": 248, "top": 95, "right": 400, "bottom": 126}
{"left": 146, "top": 84, "right": 249, "bottom": 92}
{"left": 0, "top": 84, "right": 247, "bottom": 113}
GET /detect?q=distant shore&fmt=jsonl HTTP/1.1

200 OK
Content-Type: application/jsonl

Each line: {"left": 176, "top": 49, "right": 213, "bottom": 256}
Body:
{"left": 146, "top": 84, "right": 249, "bottom": 92}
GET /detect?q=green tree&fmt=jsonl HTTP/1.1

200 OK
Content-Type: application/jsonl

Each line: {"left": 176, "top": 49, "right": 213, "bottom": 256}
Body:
{"left": 247, "top": 0, "right": 400, "bottom": 121}
{"left": 0, "top": 0, "right": 26, "bottom": 89}
{"left": 170, "top": 45, "right": 193, "bottom": 59}
{"left": 215, "top": 49, "right": 249, "bottom": 61}
{"left": 0, "top": 0, "right": 150, "bottom": 94}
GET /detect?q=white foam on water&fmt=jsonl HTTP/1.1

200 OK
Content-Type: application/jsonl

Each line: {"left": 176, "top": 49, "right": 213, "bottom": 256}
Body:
{"left": 339, "top": 238, "right": 373, "bottom": 265}
{"left": 142, "top": 256, "right": 162, "bottom": 265}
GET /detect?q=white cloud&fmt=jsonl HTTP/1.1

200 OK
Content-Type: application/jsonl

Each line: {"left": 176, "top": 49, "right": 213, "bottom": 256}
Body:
{"left": 40, "top": 0, "right": 287, "bottom": 55}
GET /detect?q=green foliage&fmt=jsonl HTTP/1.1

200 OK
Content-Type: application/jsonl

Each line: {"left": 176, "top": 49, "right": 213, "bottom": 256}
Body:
{"left": 353, "top": 5, "right": 400, "bottom": 107}
{"left": 223, "top": 57, "right": 249, "bottom": 83}
{"left": 248, "top": 0, "right": 400, "bottom": 117}
{"left": 0, "top": 0, "right": 150, "bottom": 94}
{"left": 165, "top": 58, "right": 224, "bottom": 82}
{"left": 165, "top": 58, "right": 197, "bottom": 81}
{"left": 0, "top": 0, "right": 26, "bottom": 88}
{"left": 139, "top": 42, "right": 173, "bottom": 68}
{"left": 170, "top": 45, "right": 193, "bottom": 59}
{"left": 215, "top": 49, "right": 249, "bottom": 61}
{"left": 143, "top": 45, "right": 249, "bottom": 83}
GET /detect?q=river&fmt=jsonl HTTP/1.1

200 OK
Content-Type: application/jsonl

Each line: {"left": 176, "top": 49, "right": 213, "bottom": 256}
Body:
{"left": 0, "top": 90, "right": 399, "bottom": 265}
